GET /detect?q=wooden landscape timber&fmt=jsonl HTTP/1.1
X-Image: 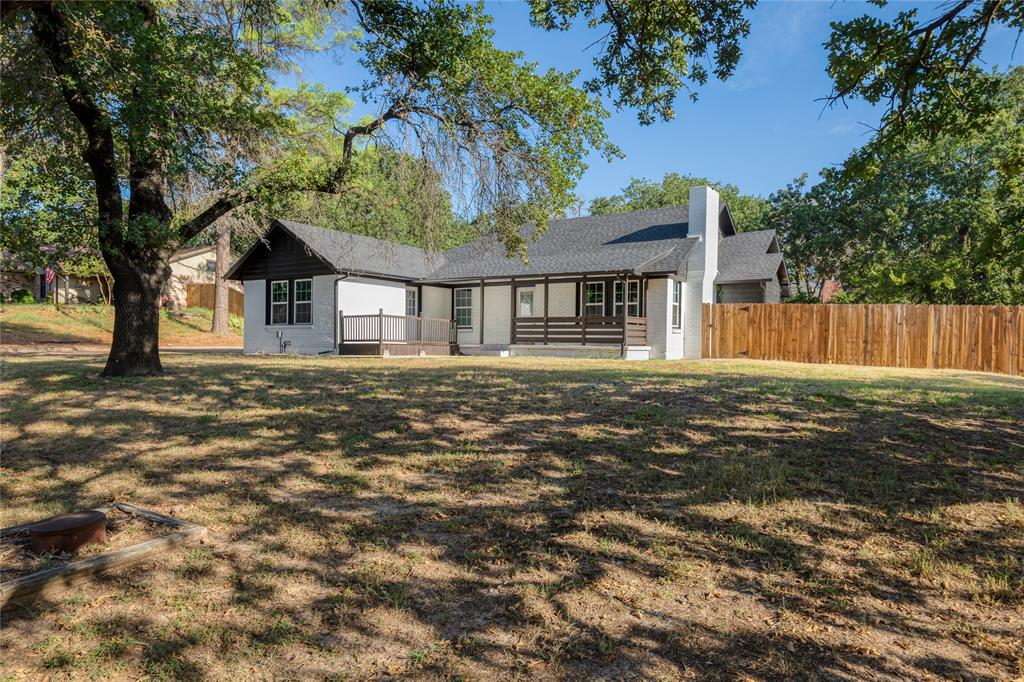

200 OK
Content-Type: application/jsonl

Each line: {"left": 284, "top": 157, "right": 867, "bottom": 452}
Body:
{"left": 0, "top": 502, "right": 208, "bottom": 609}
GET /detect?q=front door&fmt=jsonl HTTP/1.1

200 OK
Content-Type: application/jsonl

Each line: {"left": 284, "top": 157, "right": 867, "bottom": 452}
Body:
{"left": 518, "top": 289, "right": 534, "bottom": 317}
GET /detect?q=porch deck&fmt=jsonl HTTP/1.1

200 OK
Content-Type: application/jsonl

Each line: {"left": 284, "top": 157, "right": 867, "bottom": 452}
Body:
{"left": 338, "top": 312, "right": 457, "bottom": 356}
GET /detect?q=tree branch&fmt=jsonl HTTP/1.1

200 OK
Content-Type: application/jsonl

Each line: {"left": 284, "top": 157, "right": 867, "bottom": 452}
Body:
{"left": 28, "top": 2, "right": 125, "bottom": 254}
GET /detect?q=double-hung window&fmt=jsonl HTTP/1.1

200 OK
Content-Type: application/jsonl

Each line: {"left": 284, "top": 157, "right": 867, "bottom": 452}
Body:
{"left": 293, "top": 279, "right": 312, "bottom": 324}
{"left": 584, "top": 282, "right": 604, "bottom": 316}
{"left": 270, "top": 280, "right": 289, "bottom": 324}
{"left": 671, "top": 280, "right": 682, "bottom": 329}
{"left": 454, "top": 288, "right": 473, "bottom": 328}
{"left": 614, "top": 281, "right": 640, "bottom": 317}
{"left": 406, "top": 288, "right": 418, "bottom": 317}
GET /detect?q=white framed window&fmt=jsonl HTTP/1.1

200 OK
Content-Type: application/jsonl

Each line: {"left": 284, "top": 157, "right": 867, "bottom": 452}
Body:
{"left": 454, "top": 288, "right": 473, "bottom": 328}
{"left": 406, "top": 288, "right": 418, "bottom": 317}
{"left": 672, "top": 280, "right": 682, "bottom": 329}
{"left": 270, "top": 280, "right": 289, "bottom": 325}
{"left": 584, "top": 281, "right": 604, "bottom": 316}
{"left": 205, "top": 259, "right": 217, "bottom": 273}
{"left": 518, "top": 289, "right": 534, "bottom": 317}
{"left": 614, "top": 281, "right": 640, "bottom": 317}
{"left": 293, "top": 279, "right": 312, "bottom": 324}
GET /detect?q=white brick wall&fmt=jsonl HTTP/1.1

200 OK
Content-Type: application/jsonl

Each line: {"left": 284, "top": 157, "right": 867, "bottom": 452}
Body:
{"left": 455, "top": 285, "right": 480, "bottom": 345}
{"left": 243, "top": 275, "right": 410, "bottom": 355}
{"left": 647, "top": 277, "right": 685, "bottom": 359}
{"left": 420, "top": 285, "right": 451, "bottom": 319}
{"left": 680, "top": 186, "right": 721, "bottom": 360}
{"left": 682, "top": 270, "right": 705, "bottom": 359}
{"left": 243, "top": 275, "right": 338, "bottom": 355}
{"left": 337, "top": 276, "right": 406, "bottom": 316}
{"left": 547, "top": 282, "right": 576, "bottom": 316}
{"left": 483, "top": 285, "right": 511, "bottom": 345}
{"left": 647, "top": 278, "right": 668, "bottom": 359}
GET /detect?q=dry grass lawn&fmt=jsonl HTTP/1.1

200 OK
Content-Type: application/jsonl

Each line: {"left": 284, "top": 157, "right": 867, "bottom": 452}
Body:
{"left": 1, "top": 355, "right": 1022, "bottom": 681}
{"left": 0, "top": 304, "right": 242, "bottom": 347}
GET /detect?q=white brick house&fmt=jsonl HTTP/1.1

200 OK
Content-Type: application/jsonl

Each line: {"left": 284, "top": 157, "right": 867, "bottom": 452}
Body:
{"left": 226, "top": 185, "right": 789, "bottom": 359}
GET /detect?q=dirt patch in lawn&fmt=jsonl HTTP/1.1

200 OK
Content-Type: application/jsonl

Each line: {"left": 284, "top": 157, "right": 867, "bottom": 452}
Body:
{"left": 0, "top": 356, "right": 1021, "bottom": 680}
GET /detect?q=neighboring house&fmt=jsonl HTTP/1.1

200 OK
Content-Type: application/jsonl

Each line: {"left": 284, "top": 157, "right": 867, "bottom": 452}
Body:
{"left": 226, "top": 185, "right": 790, "bottom": 359}
{"left": 0, "top": 251, "right": 104, "bottom": 303}
{"left": 163, "top": 245, "right": 241, "bottom": 309}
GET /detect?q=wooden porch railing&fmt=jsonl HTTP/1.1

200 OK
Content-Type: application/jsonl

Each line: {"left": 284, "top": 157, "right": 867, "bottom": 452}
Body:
{"left": 339, "top": 310, "right": 456, "bottom": 347}
{"left": 512, "top": 315, "right": 647, "bottom": 345}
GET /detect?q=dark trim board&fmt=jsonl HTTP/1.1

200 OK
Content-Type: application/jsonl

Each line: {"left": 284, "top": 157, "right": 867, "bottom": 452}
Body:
{"left": 338, "top": 342, "right": 458, "bottom": 357}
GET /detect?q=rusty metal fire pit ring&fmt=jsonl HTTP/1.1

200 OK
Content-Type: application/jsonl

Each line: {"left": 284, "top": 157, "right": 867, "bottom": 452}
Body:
{"left": 29, "top": 510, "right": 107, "bottom": 555}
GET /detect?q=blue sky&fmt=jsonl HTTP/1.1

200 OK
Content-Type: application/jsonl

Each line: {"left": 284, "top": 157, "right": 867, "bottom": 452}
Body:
{"left": 299, "top": 1, "right": 1022, "bottom": 207}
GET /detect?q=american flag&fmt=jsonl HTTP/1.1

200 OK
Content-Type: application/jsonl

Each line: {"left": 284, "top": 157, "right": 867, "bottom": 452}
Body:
{"left": 44, "top": 267, "right": 56, "bottom": 284}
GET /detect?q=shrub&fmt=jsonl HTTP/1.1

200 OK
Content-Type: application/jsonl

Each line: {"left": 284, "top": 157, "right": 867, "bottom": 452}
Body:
{"left": 8, "top": 288, "right": 36, "bottom": 304}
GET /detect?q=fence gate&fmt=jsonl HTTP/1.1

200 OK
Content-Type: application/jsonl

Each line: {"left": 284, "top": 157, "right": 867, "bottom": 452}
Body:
{"left": 702, "top": 303, "right": 1023, "bottom": 376}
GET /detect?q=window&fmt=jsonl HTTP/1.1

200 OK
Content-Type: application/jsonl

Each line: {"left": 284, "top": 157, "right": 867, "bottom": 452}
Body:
{"left": 270, "top": 280, "right": 289, "bottom": 324}
{"left": 671, "top": 280, "right": 682, "bottom": 329}
{"left": 584, "top": 282, "right": 604, "bottom": 316}
{"left": 293, "top": 279, "right": 312, "bottom": 324}
{"left": 205, "top": 259, "right": 217, "bottom": 273}
{"left": 454, "top": 288, "right": 473, "bottom": 328}
{"left": 518, "top": 289, "right": 534, "bottom": 317}
{"left": 406, "top": 288, "right": 418, "bottom": 317}
{"left": 614, "top": 281, "right": 640, "bottom": 317}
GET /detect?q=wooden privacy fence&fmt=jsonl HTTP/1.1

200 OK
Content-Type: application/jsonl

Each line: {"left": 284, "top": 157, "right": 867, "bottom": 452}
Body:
{"left": 702, "top": 303, "right": 1024, "bottom": 375}
{"left": 186, "top": 283, "right": 244, "bottom": 318}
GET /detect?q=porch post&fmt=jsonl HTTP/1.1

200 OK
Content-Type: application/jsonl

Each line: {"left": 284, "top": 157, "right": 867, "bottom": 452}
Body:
{"left": 643, "top": 277, "right": 649, "bottom": 317}
{"left": 338, "top": 309, "right": 344, "bottom": 353}
{"left": 378, "top": 307, "right": 384, "bottom": 356}
{"left": 581, "top": 274, "right": 587, "bottom": 345}
{"left": 479, "top": 278, "right": 485, "bottom": 346}
{"left": 621, "top": 273, "right": 628, "bottom": 357}
{"left": 509, "top": 277, "right": 516, "bottom": 345}
{"left": 543, "top": 276, "right": 549, "bottom": 345}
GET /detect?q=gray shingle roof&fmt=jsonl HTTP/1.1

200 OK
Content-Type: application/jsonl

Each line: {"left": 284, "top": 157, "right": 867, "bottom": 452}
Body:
{"left": 234, "top": 207, "right": 785, "bottom": 286}
{"left": 716, "top": 229, "right": 785, "bottom": 283}
{"left": 423, "top": 205, "right": 698, "bottom": 281}
{"left": 277, "top": 219, "right": 444, "bottom": 280}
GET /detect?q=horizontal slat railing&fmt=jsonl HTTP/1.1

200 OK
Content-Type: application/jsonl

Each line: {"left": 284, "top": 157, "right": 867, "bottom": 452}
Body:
{"left": 512, "top": 316, "right": 646, "bottom": 345}
{"left": 339, "top": 312, "right": 456, "bottom": 345}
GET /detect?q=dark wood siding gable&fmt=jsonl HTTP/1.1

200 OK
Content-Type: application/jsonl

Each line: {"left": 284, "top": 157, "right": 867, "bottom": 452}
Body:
{"left": 231, "top": 225, "right": 337, "bottom": 281}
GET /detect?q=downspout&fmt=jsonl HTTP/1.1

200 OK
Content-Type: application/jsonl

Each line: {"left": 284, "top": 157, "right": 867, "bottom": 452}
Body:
{"left": 319, "top": 274, "right": 350, "bottom": 355}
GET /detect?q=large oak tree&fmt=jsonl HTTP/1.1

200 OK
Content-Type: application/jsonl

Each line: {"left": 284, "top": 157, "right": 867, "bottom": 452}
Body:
{"left": 1, "top": 0, "right": 758, "bottom": 376}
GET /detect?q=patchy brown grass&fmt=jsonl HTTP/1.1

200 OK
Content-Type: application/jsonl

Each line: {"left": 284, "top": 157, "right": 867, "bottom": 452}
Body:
{"left": 1, "top": 355, "right": 1022, "bottom": 680}
{"left": 0, "top": 304, "right": 242, "bottom": 347}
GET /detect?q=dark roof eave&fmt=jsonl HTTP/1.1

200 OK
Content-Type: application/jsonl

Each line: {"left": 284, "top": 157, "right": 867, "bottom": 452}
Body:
{"left": 414, "top": 267, "right": 647, "bottom": 285}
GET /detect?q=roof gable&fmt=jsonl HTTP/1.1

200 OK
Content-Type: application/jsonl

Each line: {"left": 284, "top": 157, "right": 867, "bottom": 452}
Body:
{"left": 225, "top": 223, "right": 337, "bottom": 281}
{"left": 716, "top": 229, "right": 789, "bottom": 284}
{"left": 227, "top": 220, "right": 443, "bottom": 282}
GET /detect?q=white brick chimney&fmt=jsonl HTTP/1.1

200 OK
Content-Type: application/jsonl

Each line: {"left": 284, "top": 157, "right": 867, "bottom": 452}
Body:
{"left": 681, "top": 185, "right": 720, "bottom": 358}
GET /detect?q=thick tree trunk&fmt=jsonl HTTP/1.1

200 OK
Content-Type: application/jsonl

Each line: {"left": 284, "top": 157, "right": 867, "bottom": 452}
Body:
{"left": 101, "top": 257, "right": 170, "bottom": 377}
{"left": 211, "top": 221, "right": 231, "bottom": 335}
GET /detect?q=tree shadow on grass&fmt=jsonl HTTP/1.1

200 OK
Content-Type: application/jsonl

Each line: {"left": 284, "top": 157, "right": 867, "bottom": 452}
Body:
{"left": 1, "top": 356, "right": 1022, "bottom": 679}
